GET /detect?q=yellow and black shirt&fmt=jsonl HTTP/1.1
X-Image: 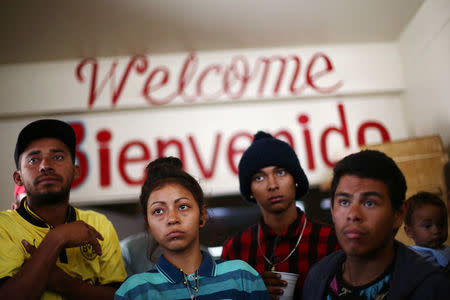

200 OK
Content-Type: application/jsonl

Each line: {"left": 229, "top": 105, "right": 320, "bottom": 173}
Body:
{"left": 0, "top": 199, "right": 127, "bottom": 300}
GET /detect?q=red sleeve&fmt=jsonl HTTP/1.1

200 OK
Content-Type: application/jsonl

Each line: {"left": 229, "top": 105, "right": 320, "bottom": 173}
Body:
{"left": 221, "top": 237, "right": 235, "bottom": 260}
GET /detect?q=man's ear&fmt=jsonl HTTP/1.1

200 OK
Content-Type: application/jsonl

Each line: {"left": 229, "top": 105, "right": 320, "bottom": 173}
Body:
{"left": 393, "top": 202, "right": 407, "bottom": 232}
{"left": 330, "top": 197, "right": 337, "bottom": 223}
{"left": 13, "top": 170, "right": 23, "bottom": 186}
{"left": 73, "top": 165, "right": 81, "bottom": 180}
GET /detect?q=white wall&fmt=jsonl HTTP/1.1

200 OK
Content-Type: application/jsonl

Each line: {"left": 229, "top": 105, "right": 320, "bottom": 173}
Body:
{"left": 398, "top": 0, "right": 450, "bottom": 150}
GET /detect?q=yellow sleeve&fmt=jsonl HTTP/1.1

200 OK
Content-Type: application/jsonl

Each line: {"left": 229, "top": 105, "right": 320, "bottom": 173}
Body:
{"left": 0, "top": 214, "right": 28, "bottom": 279}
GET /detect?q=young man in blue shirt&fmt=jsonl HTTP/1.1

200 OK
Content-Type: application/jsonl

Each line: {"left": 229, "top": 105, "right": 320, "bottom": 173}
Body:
{"left": 303, "top": 150, "right": 449, "bottom": 299}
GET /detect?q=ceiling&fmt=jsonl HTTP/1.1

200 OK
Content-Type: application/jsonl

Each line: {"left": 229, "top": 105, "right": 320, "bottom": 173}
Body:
{"left": 0, "top": 0, "right": 425, "bottom": 64}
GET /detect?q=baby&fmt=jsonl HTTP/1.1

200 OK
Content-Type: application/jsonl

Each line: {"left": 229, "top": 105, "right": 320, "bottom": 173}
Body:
{"left": 404, "top": 192, "right": 449, "bottom": 269}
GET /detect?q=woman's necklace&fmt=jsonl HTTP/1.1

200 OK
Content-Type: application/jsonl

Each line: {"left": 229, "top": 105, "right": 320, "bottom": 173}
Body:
{"left": 180, "top": 269, "right": 199, "bottom": 300}
{"left": 257, "top": 215, "right": 307, "bottom": 271}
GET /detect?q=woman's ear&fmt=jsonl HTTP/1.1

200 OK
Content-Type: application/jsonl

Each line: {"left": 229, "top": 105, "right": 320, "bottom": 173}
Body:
{"left": 144, "top": 213, "right": 153, "bottom": 235}
{"left": 199, "top": 205, "right": 207, "bottom": 228}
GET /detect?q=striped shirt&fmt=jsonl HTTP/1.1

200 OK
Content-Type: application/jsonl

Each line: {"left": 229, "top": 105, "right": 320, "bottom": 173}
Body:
{"left": 221, "top": 208, "right": 340, "bottom": 298}
{"left": 115, "top": 251, "right": 270, "bottom": 300}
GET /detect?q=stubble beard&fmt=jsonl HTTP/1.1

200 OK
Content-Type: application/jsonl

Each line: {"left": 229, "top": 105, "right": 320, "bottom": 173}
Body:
{"left": 26, "top": 184, "right": 71, "bottom": 206}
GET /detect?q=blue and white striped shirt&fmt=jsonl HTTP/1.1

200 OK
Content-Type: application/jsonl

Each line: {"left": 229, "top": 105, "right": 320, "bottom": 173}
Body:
{"left": 115, "top": 251, "right": 270, "bottom": 299}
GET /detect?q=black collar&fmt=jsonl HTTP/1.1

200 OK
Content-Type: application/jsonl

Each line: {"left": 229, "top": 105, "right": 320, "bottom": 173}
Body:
{"left": 16, "top": 198, "right": 76, "bottom": 228}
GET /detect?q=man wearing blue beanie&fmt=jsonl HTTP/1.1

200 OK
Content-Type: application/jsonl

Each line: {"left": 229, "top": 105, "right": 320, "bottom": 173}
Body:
{"left": 222, "top": 131, "right": 339, "bottom": 299}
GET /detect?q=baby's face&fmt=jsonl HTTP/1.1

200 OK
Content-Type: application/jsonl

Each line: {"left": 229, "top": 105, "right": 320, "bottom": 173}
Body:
{"left": 407, "top": 204, "right": 448, "bottom": 249}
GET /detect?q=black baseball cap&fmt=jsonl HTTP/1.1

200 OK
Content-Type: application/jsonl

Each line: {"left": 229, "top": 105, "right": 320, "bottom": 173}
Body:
{"left": 14, "top": 119, "right": 76, "bottom": 168}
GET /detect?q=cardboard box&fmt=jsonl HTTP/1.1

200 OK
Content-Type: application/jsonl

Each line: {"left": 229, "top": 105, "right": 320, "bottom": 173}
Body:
{"left": 361, "top": 135, "right": 449, "bottom": 245}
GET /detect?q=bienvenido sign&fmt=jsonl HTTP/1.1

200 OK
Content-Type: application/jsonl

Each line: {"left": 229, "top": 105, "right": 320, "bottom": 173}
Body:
{"left": 0, "top": 97, "right": 407, "bottom": 205}
{"left": 71, "top": 102, "right": 392, "bottom": 188}
{"left": 66, "top": 97, "right": 406, "bottom": 204}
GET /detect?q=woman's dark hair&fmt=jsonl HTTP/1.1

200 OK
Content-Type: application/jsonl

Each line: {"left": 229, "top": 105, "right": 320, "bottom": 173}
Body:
{"left": 139, "top": 157, "right": 205, "bottom": 224}
{"left": 405, "top": 192, "right": 447, "bottom": 226}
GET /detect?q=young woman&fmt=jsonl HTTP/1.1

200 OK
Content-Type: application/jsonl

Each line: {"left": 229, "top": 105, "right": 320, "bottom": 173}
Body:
{"left": 115, "top": 157, "right": 269, "bottom": 300}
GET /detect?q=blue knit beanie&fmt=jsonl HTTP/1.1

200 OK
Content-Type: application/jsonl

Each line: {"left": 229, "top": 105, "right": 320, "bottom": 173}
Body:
{"left": 238, "top": 131, "right": 309, "bottom": 203}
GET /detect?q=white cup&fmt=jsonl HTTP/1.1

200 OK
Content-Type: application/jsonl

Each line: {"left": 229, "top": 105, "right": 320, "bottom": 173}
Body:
{"left": 273, "top": 271, "right": 299, "bottom": 300}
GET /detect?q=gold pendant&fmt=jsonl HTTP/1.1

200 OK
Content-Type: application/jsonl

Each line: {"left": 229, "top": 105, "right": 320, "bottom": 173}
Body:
{"left": 271, "top": 265, "right": 276, "bottom": 271}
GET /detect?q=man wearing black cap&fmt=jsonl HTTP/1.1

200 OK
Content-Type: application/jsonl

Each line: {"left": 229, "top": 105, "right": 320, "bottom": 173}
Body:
{"left": 0, "top": 119, "right": 126, "bottom": 300}
{"left": 221, "top": 131, "right": 339, "bottom": 299}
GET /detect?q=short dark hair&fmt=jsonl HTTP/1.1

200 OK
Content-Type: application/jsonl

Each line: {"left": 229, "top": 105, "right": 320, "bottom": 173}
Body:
{"left": 405, "top": 192, "right": 447, "bottom": 226}
{"left": 139, "top": 157, "right": 205, "bottom": 224}
{"left": 330, "top": 150, "right": 407, "bottom": 211}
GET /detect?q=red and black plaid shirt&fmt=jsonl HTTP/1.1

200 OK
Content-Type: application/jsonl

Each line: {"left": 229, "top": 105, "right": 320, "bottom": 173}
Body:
{"left": 221, "top": 208, "right": 340, "bottom": 298}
